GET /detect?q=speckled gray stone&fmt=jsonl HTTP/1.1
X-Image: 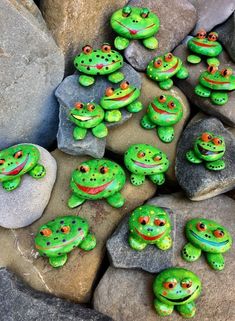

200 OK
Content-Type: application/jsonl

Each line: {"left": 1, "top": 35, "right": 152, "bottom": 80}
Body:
{"left": 55, "top": 63, "right": 141, "bottom": 158}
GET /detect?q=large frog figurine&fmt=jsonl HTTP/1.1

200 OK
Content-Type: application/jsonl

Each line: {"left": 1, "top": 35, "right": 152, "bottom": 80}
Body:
{"left": 100, "top": 81, "right": 142, "bottom": 122}
{"left": 186, "top": 132, "right": 226, "bottom": 171}
{"left": 74, "top": 43, "right": 124, "bottom": 86}
{"left": 124, "top": 144, "right": 169, "bottom": 186}
{"left": 141, "top": 94, "right": 183, "bottom": 143}
{"left": 35, "top": 215, "right": 96, "bottom": 268}
{"left": 187, "top": 29, "right": 222, "bottom": 65}
{"left": 147, "top": 53, "right": 189, "bottom": 90}
{"left": 68, "top": 159, "right": 126, "bottom": 208}
{"left": 128, "top": 205, "right": 172, "bottom": 251}
{"left": 110, "top": 6, "right": 160, "bottom": 50}
{"left": 195, "top": 65, "right": 235, "bottom": 105}
{"left": 153, "top": 267, "right": 202, "bottom": 318}
{"left": 182, "top": 218, "right": 232, "bottom": 271}
{"left": 0, "top": 144, "right": 46, "bottom": 191}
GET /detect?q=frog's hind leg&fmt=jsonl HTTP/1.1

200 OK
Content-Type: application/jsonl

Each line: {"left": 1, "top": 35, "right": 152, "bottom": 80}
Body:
{"left": 114, "top": 36, "right": 130, "bottom": 50}
{"left": 73, "top": 127, "right": 87, "bottom": 140}
{"left": 79, "top": 75, "right": 95, "bottom": 87}
{"left": 157, "top": 126, "right": 175, "bottom": 143}
{"left": 49, "top": 254, "right": 67, "bottom": 268}
{"left": 210, "top": 92, "right": 228, "bottom": 106}
{"left": 154, "top": 298, "right": 173, "bottom": 316}
{"left": 105, "top": 110, "right": 122, "bottom": 123}
{"left": 176, "top": 66, "right": 189, "bottom": 79}
{"left": 108, "top": 71, "right": 125, "bottom": 84}
{"left": 186, "top": 150, "right": 203, "bottom": 164}
{"left": 158, "top": 79, "right": 173, "bottom": 90}
{"left": 130, "top": 174, "right": 145, "bottom": 186}
{"left": 149, "top": 173, "right": 165, "bottom": 185}
{"left": 68, "top": 193, "right": 85, "bottom": 208}
{"left": 141, "top": 115, "right": 156, "bottom": 129}
{"left": 127, "top": 100, "right": 143, "bottom": 113}
{"left": 2, "top": 177, "right": 21, "bottom": 191}
{"left": 206, "top": 252, "right": 225, "bottom": 270}
{"left": 129, "top": 234, "right": 147, "bottom": 251}
{"left": 92, "top": 123, "right": 108, "bottom": 138}
{"left": 207, "top": 57, "right": 220, "bottom": 67}
{"left": 205, "top": 159, "right": 225, "bottom": 171}
{"left": 195, "top": 84, "right": 211, "bottom": 98}
{"left": 176, "top": 301, "right": 196, "bottom": 318}
{"left": 107, "top": 192, "right": 125, "bottom": 208}
{"left": 142, "top": 36, "right": 158, "bottom": 50}
{"left": 79, "top": 233, "right": 96, "bottom": 251}
{"left": 182, "top": 242, "right": 201, "bottom": 262}
{"left": 29, "top": 164, "right": 46, "bottom": 179}
{"left": 156, "top": 234, "right": 172, "bottom": 250}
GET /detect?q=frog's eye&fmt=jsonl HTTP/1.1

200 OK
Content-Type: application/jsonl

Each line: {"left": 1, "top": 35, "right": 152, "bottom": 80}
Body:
{"left": 120, "top": 81, "right": 129, "bottom": 90}
{"left": 40, "top": 228, "right": 52, "bottom": 237}
{"left": 137, "top": 151, "right": 145, "bottom": 158}
{"left": 154, "top": 59, "right": 162, "bottom": 68}
{"left": 87, "top": 103, "right": 95, "bottom": 111}
{"left": 221, "top": 68, "right": 232, "bottom": 78}
{"left": 164, "top": 53, "right": 173, "bottom": 62}
{"left": 74, "top": 102, "right": 84, "bottom": 110}
{"left": 196, "top": 29, "right": 206, "bottom": 39}
{"left": 207, "top": 65, "right": 218, "bottom": 74}
{"left": 14, "top": 151, "right": 23, "bottom": 159}
{"left": 140, "top": 7, "right": 150, "bottom": 18}
{"left": 99, "top": 166, "right": 109, "bottom": 174}
{"left": 154, "top": 218, "right": 166, "bottom": 226}
{"left": 201, "top": 132, "right": 212, "bottom": 142}
{"left": 105, "top": 87, "right": 114, "bottom": 97}
{"left": 158, "top": 95, "right": 166, "bottom": 103}
{"left": 168, "top": 101, "right": 175, "bottom": 109}
{"left": 101, "top": 43, "right": 111, "bottom": 53}
{"left": 153, "top": 155, "right": 162, "bottom": 162}
{"left": 208, "top": 32, "right": 218, "bottom": 42}
{"left": 163, "top": 280, "right": 177, "bottom": 290}
{"left": 213, "top": 229, "right": 224, "bottom": 238}
{"left": 82, "top": 45, "right": 92, "bottom": 55}
{"left": 181, "top": 279, "right": 192, "bottom": 289}
{"left": 138, "top": 216, "right": 150, "bottom": 225}
{"left": 61, "top": 226, "right": 70, "bottom": 234}
{"left": 122, "top": 6, "right": 132, "bottom": 17}
{"left": 196, "top": 222, "right": 207, "bottom": 232}
{"left": 79, "top": 165, "right": 89, "bottom": 173}
{"left": 212, "top": 137, "right": 223, "bottom": 145}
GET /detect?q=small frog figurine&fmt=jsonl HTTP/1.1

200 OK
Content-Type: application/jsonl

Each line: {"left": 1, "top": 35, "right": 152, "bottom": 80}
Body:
{"left": 182, "top": 218, "right": 232, "bottom": 270}
{"left": 141, "top": 94, "right": 183, "bottom": 143}
{"left": 74, "top": 43, "right": 124, "bottom": 86}
{"left": 186, "top": 132, "right": 226, "bottom": 171}
{"left": 110, "top": 6, "right": 160, "bottom": 50}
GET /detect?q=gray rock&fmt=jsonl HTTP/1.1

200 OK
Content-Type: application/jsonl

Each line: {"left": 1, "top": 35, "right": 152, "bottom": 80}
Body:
{"left": 106, "top": 205, "right": 175, "bottom": 273}
{"left": 176, "top": 117, "right": 235, "bottom": 200}
{"left": 173, "top": 44, "right": 235, "bottom": 127}
{"left": 0, "top": 0, "right": 64, "bottom": 150}
{"left": 94, "top": 193, "right": 235, "bottom": 321}
{"left": 123, "top": 0, "right": 197, "bottom": 71}
{"left": 56, "top": 63, "right": 141, "bottom": 158}
{"left": 0, "top": 144, "right": 57, "bottom": 228}
{"left": 0, "top": 267, "right": 112, "bottom": 321}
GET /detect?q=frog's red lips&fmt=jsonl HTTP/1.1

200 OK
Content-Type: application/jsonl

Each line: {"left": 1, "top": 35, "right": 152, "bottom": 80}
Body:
{"left": 105, "top": 88, "right": 136, "bottom": 101}
{"left": 80, "top": 60, "right": 121, "bottom": 70}
{"left": 132, "top": 159, "right": 160, "bottom": 168}
{"left": 35, "top": 232, "right": 84, "bottom": 251}
{"left": 160, "top": 60, "right": 179, "bottom": 73}
{"left": 76, "top": 180, "right": 113, "bottom": 195}
{"left": 135, "top": 228, "right": 165, "bottom": 241}
{"left": 203, "top": 77, "right": 230, "bottom": 85}
{"left": 193, "top": 40, "right": 216, "bottom": 47}
{"left": 114, "top": 20, "right": 156, "bottom": 35}
{"left": 151, "top": 102, "right": 175, "bottom": 115}
{"left": 2, "top": 154, "right": 29, "bottom": 176}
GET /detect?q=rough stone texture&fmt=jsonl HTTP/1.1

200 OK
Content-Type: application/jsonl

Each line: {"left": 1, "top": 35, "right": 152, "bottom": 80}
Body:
{"left": 176, "top": 116, "right": 235, "bottom": 200}
{"left": 56, "top": 63, "right": 141, "bottom": 158}
{"left": 0, "top": 0, "right": 64, "bottom": 149}
{"left": 0, "top": 149, "right": 156, "bottom": 303}
{"left": 40, "top": 0, "right": 128, "bottom": 72}
{"left": 94, "top": 193, "right": 235, "bottom": 321}
{"left": 106, "top": 205, "right": 175, "bottom": 273}
{"left": 0, "top": 268, "right": 112, "bottom": 321}
{"left": 124, "top": 0, "right": 197, "bottom": 71}
{"left": 174, "top": 44, "right": 235, "bottom": 127}
{"left": 0, "top": 145, "right": 57, "bottom": 229}
{"left": 106, "top": 74, "right": 191, "bottom": 182}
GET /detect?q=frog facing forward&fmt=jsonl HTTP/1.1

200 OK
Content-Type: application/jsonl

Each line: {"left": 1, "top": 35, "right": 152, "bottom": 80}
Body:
{"left": 111, "top": 6, "right": 160, "bottom": 50}
{"left": 153, "top": 267, "right": 202, "bottom": 318}
{"left": 68, "top": 159, "right": 126, "bottom": 208}
{"left": 141, "top": 94, "right": 183, "bottom": 143}
{"left": 124, "top": 144, "right": 169, "bottom": 186}
{"left": 0, "top": 144, "right": 46, "bottom": 191}
{"left": 74, "top": 43, "right": 124, "bottom": 86}
{"left": 35, "top": 215, "right": 96, "bottom": 268}
{"left": 147, "top": 53, "right": 189, "bottom": 90}
{"left": 186, "top": 132, "right": 226, "bottom": 171}
{"left": 182, "top": 218, "right": 232, "bottom": 270}
{"left": 128, "top": 205, "right": 172, "bottom": 251}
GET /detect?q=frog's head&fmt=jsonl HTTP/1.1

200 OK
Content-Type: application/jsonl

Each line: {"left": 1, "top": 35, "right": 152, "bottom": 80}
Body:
{"left": 147, "top": 53, "right": 182, "bottom": 81}
{"left": 188, "top": 29, "right": 222, "bottom": 56}
{"left": 0, "top": 144, "right": 40, "bottom": 182}
{"left": 129, "top": 205, "right": 171, "bottom": 244}
{"left": 124, "top": 144, "right": 169, "bottom": 175}
{"left": 199, "top": 65, "right": 235, "bottom": 91}
{"left": 68, "top": 102, "right": 104, "bottom": 129}
{"left": 193, "top": 132, "right": 225, "bottom": 161}
{"left": 100, "top": 81, "right": 140, "bottom": 110}
{"left": 185, "top": 218, "right": 232, "bottom": 254}
{"left": 74, "top": 43, "right": 123, "bottom": 76}
{"left": 35, "top": 216, "right": 89, "bottom": 257}
{"left": 147, "top": 94, "right": 183, "bottom": 126}
{"left": 70, "top": 159, "right": 126, "bottom": 200}
{"left": 153, "top": 267, "right": 201, "bottom": 306}
{"left": 111, "top": 6, "right": 159, "bottom": 40}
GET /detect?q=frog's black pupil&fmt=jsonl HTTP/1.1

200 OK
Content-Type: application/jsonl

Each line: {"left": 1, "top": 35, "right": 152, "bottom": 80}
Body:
{"left": 100, "top": 167, "right": 106, "bottom": 174}
{"left": 160, "top": 222, "right": 164, "bottom": 226}
{"left": 80, "top": 166, "right": 86, "bottom": 173}
{"left": 40, "top": 231, "right": 44, "bottom": 235}
{"left": 169, "top": 283, "right": 173, "bottom": 288}
{"left": 126, "top": 81, "right": 129, "bottom": 85}
{"left": 141, "top": 220, "right": 146, "bottom": 225}
{"left": 220, "top": 230, "right": 224, "bottom": 236}
{"left": 208, "top": 135, "right": 212, "bottom": 140}
{"left": 160, "top": 96, "right": 164, "bottom": 99}
{"left": 200, "top": 223, "right": 205, "bottom": 228}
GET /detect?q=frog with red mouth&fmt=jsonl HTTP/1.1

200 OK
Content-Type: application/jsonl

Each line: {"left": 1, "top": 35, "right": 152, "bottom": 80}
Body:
{"left": 147, "top": 53, "right": 189, "bottom": 90}
{"left": 195, "top": 65, "right": 235, "bottom": 105}
{"left": 128, "top": 205, "right": 172, "bottom": 251}
{"left": 68, "top": 159, "right": 126, "bottom": 208}
{"left": 0, "top": 144, "right": 46, "bottom": 191}
{"left": 111, "top": 6, "right": 160, "bottom": 50}
{"left": 141, "top": 94, "right": 183, "bottom": 143}
{"left": 124, "top": 144, "right": 169, "bottom": 186}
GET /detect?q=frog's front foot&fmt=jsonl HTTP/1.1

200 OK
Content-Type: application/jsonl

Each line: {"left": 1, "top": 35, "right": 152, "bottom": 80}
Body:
{"left": 130, "top": 173, "right": 145, "bottom": 186}
{"left": 92, "top": 123, "right": 108, "bottom": 138}
{"left": 68, "top": 193, "right": 85, "bottom": 208}
{"left": 176, "top": 301, "right": 196, "bottom": 318}
{"left": 205, "top": 159, "right": 225, "bottom": 171}
{"left": 149, "top": 173, "right": 165, "bottom": 185}
{"left": 105, "top": 110, "right": 122, "bottom": 122}
{"left": 79, "top": 75, "right": 95, "bottom": 87}
{"left": 157, "top": 235, "right": 172, "bottom": 250}
{"left": 206, "top": 252, "right": 225, "bottom": 270}
{"left": 210, "top": 92, "right": 228, "bottom": 106}
{"left": 2, "top": 177, "right": 21, "bottom": 191}
{"left": 142, "top": 36, "right": 158, "bottom": 50}
{"left": 157, "top": 126, "right": 175, "bottom": 143}
{"left": 29, "top": 164, "right": 46, "bottom": 179}
{"left": 114, "top": 36, "right": 130, "bottom": 50}
{"left": 141, "top": 115, "right": 156, "bottom": 129}
{"left": 186, "top": 150, "right": 203, "bottom": 164}
{"left": 79, "top": 233, "right": 97, "bottom": 251}
{"left": 127, "top": 100, "right": 143, "bottom": 113}
{"left": 73, "top": 127, "right": 87, "bottom": 140}
{"left": 195, "top": 84, "right": 211, "bottom": 98}
{"left": 182, "top": 242, "right": 201, "bottom": 262}
{"left": 49, "top": 254, "right": 67, "bottom": 268}
{"left": 106, "top": 192, "right": 125, "bottom": 208}
{"left": 129, "top": 234, "right": 147, "bottom": 251}
{"left": 158, "top": 79, "right": 173, "bottom": 90}
{"left": 207, "top": 57, "right": 220, "bottom": 67}
{"left": 176, "top": 66, "right": 189, "bottom": 79}
{"left": 154, "top": 298, "right": 173, "bottom": 316}
{"left": 108, "top": 71, "right": 124, "bottom": 84}
{"left": 187, "top": 54, "right": 201, "bottom": 64}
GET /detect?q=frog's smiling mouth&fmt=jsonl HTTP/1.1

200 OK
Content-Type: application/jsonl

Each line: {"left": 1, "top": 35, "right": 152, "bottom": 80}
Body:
{"left": 2, "top": 154, "right": 29, "bottom": 176}
{"left": 151, "top": 102, "right": 176, "bottom": 115}
{"left": 72, "top": 114, "right": 98, "bottom": 121}
{"left": 203, "top": 77, "right": 230, "bottom": 85}
{"left": 192, "top": 40, "right": 217, "bottom": 47}
{"left": 76, "top": 180, "right": 113, "bottom": 195}
{"left": 197, "top": 144, "right": 223, "bottom": 156}
{"left": 35, "top": 232, "right": 84, "bottom": 251}
{"left": 161, "top": 286, "right": 199, "bottom": 303}
{"left": 135, "top": 228, "right": 165, "bottom": 241}
{"left": 132, "top": 159, "right": 162, "bottom": 168}
{"left": 104, "top": 88, "right": 136, "bottom": 101}
{"left": 114, "top": 20, "right": 156, "bottom": 35}
{"left": 190, "top": 230, "right": 229, "bottom": 247}
{"left": 80, "top": 60, "right": 121, "bottom": 70}
{"left": 158, "top": 60, "right": 179, "bottom": 74}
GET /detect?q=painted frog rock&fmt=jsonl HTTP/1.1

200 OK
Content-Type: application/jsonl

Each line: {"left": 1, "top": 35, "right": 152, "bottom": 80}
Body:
{"left": 68, "top": 159, "right": 126, "bottom": 208}
{"left": 35, "top": 215, "right": 96, "bottom": 268}
{"left": 0, "top": 144, "right": 46, "bottom": 191}
{"left": 124, "top": 143, "right": 169, "bottom": 186}
{"left": 186, "top": 131, "right": 226, "bottom": 171}
{"left": 195, "top": 65, "right": 235, "bottom": 105}
{"left": 111, "top": 6, "right": 160, "bottom": 50}
{"left": 74, "top": 44, "right": 124, "bottom": 87}
{"left": 153, "top": 267, "right": 202, "bottom": 318}
{"left": 128, "top": 205, "right": 172, "bottom": 251}
{"left": 182, "top": 218, "right": 232, "bottom": 271}
{"left": 141, "top": 94, "right": 183, "bottom": 143}
{"left": 147, "top": 53, "right": 189, "bottom": 90}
